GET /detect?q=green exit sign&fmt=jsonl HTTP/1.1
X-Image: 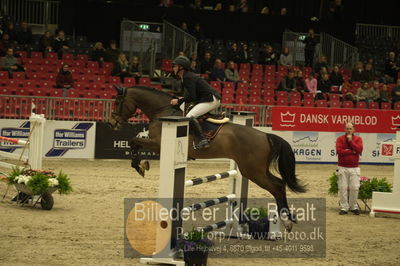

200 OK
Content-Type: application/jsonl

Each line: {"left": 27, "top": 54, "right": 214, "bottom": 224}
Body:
{"left": 139, "top": 24, "right": 149, "bottom": 30}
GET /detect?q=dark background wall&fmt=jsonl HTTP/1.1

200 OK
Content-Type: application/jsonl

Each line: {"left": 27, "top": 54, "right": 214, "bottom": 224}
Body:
{"left": 59, "top": 0, "right": 400, "bottom": 44}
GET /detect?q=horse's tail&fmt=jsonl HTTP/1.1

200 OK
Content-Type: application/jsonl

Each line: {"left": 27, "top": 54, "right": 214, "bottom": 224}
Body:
{"left": 266, "top": 133, "right": 306, "bottom": 193}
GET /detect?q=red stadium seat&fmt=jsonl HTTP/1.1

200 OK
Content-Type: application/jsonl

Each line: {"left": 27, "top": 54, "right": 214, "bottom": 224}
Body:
{"left": 276, "top": 97, "right": 288, "bottom": 106}
{"left": 235, "top": 96, "right": 248, "bottom": 105}
{"left": 236, "top": 88, "right": 248, "bottom": 97}
{"left": 381, "top": 102, "right": 391, "bottom": 110}
{"left": 329, "top": 100, "right": 341, "bottom": 108}
{"left": 368, "top": 102, "right": 379, "bottom": 109}
{"left": 342, "top": 101, "right": 354, "bottom": 108}
{"left": 221, "top": 95, "right": 234, "bottom": 104}
{"left": 223, "top": 82, "right": 235, "bottom": 90}
{"left": 303, "top": 99, "right": 315, "bottom": 107}
{"left": 315, "top": 100, "right": 328, "bottom": 108}
{"left": 394, "top": 102, "right": 400, "bottom": 110}
{"left": 276, "top": 91, "right": 287, "bottom": 99}
{"left": 263, "top": 97, "right": 275, "bottom": 106}
{"left": 356, "top": 101, "right": 367, "bottom": 109}
{"left": 290, "top": 98, "right": 301, "bottom": 106}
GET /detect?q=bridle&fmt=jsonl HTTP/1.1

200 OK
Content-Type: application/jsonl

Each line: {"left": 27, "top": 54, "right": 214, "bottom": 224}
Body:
{"left": 111, "top": 86, "right": 128, "bottom": 128}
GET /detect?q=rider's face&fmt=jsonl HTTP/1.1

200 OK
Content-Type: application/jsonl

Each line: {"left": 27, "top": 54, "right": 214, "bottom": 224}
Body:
{"left": 172, "top": 65, "right": 183, "bottom": 79}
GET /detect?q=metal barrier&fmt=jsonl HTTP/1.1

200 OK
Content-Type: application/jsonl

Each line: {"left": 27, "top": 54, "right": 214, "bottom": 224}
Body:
{"left": 356, "top": 23, "right": 400, "bottom": 40}
{"left": 0, "top": 95, "right": 114, "bottom": 121}
{"left": 319, "top": 32, "right": 359, "bottom": 69}
{"left": 0, "top": 95, "right": 273, "bottom": 126}
{"left": 0, "top": 0, "right": 60, "bottom": 26}
{"left": 162, "top": 20, "right": 198, "bottom": 60}
{"left": 120, "top": 19, "right": 163, "bottom": 77}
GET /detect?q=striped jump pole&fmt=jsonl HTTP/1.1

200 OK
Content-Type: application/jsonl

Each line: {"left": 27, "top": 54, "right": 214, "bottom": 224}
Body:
{"left": 182, "top": 194, "right": 236, "bottom": 213}
{"left": 185, "top": 170, "right": 237, "bottom": 187}
{"left": 0, "top": 136, "right": 28, "bottom": 145}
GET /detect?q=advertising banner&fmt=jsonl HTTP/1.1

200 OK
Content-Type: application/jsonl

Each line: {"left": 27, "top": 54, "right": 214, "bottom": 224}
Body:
{"left": 272, "top": 107, "right": 400, "bottom": 133}
{"left": 95, "top": 122, "right": 159, "bottom": 159}
{"left": 0, "top": 119, "right": 96, "bottom": 158}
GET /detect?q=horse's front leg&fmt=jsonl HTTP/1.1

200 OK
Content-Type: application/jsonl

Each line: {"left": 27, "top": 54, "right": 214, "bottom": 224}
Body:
{"left": 129, "top": 137, "right": 160, "bottom": 177}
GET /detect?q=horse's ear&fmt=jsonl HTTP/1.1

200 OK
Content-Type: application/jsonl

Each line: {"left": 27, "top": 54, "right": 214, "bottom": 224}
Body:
{"left": 114, "top": 85, "right": 126, "bottom": 96}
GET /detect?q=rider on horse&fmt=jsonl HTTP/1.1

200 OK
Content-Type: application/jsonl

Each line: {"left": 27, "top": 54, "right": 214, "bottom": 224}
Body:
{"left": 170, "top": 56, "right": 221, "bottom": 149}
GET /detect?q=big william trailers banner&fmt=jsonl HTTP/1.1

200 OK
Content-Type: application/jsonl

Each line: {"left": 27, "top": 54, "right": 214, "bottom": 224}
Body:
{"left": 95, "top": 122, "right": 159, "bottom": 159}
{"left": 257, "top": 127, "right": 394, "bottom": 164}
{"left": 0, "top": 119, "right": 96, "bottom": 158}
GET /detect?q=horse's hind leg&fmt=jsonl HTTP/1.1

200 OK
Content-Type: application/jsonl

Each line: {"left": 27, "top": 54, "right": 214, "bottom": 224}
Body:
{"left": 251, "top": 171, "right": 294, "bottom": 232}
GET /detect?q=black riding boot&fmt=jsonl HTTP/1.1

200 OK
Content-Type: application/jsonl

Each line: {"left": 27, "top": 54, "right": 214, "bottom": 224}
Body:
{"left": 190, "top": 118, "right": 210, "bottom": 149}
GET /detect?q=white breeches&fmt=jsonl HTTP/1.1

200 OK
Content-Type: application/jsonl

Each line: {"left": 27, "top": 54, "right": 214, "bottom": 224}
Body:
{"left": 337, "top": 167, "right": 360, "bottom": 211}
{"left": 186, "top": 96, "right": 221, "bottom": 118}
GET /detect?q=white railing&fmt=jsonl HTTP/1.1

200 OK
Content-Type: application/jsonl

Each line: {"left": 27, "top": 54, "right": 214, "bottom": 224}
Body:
{"left": 320, "top": 32, "right": 359, "bottom": 69}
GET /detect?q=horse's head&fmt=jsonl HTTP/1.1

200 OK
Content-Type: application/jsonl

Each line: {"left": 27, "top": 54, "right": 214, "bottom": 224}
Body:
{"left": 108, "top": 86, "right": 137, "bottom": 130}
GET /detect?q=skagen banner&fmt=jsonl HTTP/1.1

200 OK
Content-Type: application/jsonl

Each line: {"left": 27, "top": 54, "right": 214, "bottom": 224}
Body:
{"left": 272, "top": 107, "right": 400, "bottom": 133}
{"left": 95, "top": 122, "right": 159, "bottom": 159}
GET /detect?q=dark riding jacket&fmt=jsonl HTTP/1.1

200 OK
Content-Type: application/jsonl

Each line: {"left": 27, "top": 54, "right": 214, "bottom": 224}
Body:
{"left": 178, "top": 71, "right": 221, "bottom": 105}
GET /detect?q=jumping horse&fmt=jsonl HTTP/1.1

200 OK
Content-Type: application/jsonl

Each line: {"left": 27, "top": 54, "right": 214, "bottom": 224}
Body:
{"left": 108, "top": 86, "right": 306, "bottom": 231}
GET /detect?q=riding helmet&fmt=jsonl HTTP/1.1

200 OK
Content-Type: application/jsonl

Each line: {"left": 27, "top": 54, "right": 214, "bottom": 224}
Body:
{"left": 172, "top": 56, "right": 191, "bottom": 70}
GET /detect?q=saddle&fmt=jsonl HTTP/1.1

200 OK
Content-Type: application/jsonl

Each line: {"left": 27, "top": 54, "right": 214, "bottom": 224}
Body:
{"left": 186, "top": 105, "right": 229, "bottom": 142}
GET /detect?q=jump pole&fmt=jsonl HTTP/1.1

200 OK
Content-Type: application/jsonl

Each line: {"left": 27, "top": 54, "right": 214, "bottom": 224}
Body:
{"left": 370, "top": 129, "right": 400, "bottom": 217}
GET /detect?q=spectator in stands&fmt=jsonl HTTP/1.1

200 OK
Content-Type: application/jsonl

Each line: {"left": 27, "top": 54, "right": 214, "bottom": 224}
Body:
{"left": 316, "top": 72, "right": 332, "bottom": 99}
{"left": 379, "top": 83, "right": 390, "bottom": 104}
{"left": 366, "top": 57, "right": 377, "bottom": 74}
{"left": 210, "top": 58, "right": 225, "bottom": 81}
{"left": 39, "top": 31, "right": 55, "bottom": 53}
{"left": 362, "top": 63, "right": 376, "bottom": 82}
{"left": 189, "top": 52, "right": 199, "bottom": 64}
{"left": 295, "top": 70, "right": 307, "bottom": 95}
{"left": 226, "top": 43, "right": 241, "bottom": 63}
{"left": 328, "top": 0, "right": 344, "bottom": 21}
{"left": 384, "top": 51, "right": 399, "bottom": 83}
{"left": 90, "top": 42, "right": 106, "bottom": 64}
{"left": 392, "top": 79, "right": 400, "bottom": 103}
{"left": 105, "top": 40, "right": 120, "bottom": 63}
{"left": 0, "top": 33, "right": 14, "bottom": 57}
{"left": 54, "top": 30, "right": 70, "bottom": 58}
{"left": 314, "top": 55, "right": 328, "bottom": 75}
{"left": 56, "top": 64, "right": 74, "bottom": 96}
{"left": 228, "top": 4, "right": 235, "bottom": 12}
{"left": 5, "top": 22, "right": 17, "bottom": 43}
{"left": 278, "top": 47, "right": 293, "bottom": 66}
{"left": 128, "top": 56, "right": 142, "bottom": 83}
{"left": 178, "top": 51, "right": 185, "bottom": 56}
{"left": 370, "top": 80, "right": 382, "bottom": 102}
{"left": 189, "top": 60, "right": 200, "bottom": 74}
{"left": 258, "top": 45, "right": 276, "bottom": 65}
{"left": 305, "top": 72, "right": 318, "bottom": 97}
{"left": 224, "top": 60, "right": 241, "bottom": 83}
{"left": 330, "top": 65, "right": 344, "bottom": 87}
{"left": 1, "top": 48, "right": 24, "bottom": 77}
{"left": 214, "top": 2, "right": 223, "bottom": 11}
{"left": 278, "top": 71, "right": 296, "bottom": 92}
{"left": 112, "top": 53, "right": 131, "bottom": 82}
{"left": 180, "top": 22, "right": 189, "bottom": 33}
{"left": 200, "top": 52, "right": 213, "bottom": 75}
{"left": 260, "top": 6, "right": 270, "bottom": 14}
{"left": 303, "top": 28, "right": 317, "bottom": 67}
{"left": 280, "top": 7, "right": 288, "bottom": 16}
{"left": 16, "top": 21, "right": 32, "bottom": 46}
{"left": 239, "top": 43, "right": 250, "bottom": 63}
{"left": 355, "top": 82, "right": 373, "bottom": 104}
{"left": 190, "top": 0, "right": 203, "bottom": 10}
{"left": 351, "top": 61, "right": 364, "bottom": 82}
{"left": 237, "top": 0, "right": 249, "bottom": 13}
{"left": 191, "top": 23, "right": 205, "bottom": 40}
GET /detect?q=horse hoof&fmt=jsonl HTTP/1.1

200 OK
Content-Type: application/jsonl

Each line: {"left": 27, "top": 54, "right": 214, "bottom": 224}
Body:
{"left": 138, "top": 168, "right": 145, "bottom": 177}
{"left": 283, "top": 220, "right": 293, "bottom": 232}
{"left": 141, "top": 160, "right": 150, "bottom": 171}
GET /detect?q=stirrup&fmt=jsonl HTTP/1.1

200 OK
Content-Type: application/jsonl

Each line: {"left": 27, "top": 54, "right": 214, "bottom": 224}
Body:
{"left": 196, "top": 139, "right": 210, "bottom": 149}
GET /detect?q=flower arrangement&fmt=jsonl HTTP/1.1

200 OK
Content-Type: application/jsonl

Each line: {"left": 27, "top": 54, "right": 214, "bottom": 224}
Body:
{"left": 176, "top": 229, "right": 213, "bottom": 265}
{"left": 176, "top": 229, "right": 213, "bottom": 252}
{"left": 7, "top": 167, "right": 73, "bottom": 195}
{"left": 328, "top": 172, "right": 392, "bottom": 200}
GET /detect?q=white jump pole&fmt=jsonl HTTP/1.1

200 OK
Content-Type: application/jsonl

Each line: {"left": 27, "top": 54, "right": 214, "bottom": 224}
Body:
{"left": 370, "top": 129, "right": 400, "bottom": 217}
{"left": 140, "top": 116, "right": 189, "bottom": 266}
{"left": 0, "top": 113, "right": 45, "bottom": 170}
{"left": 28, "top": 113, "right": 46, "bottom": 170}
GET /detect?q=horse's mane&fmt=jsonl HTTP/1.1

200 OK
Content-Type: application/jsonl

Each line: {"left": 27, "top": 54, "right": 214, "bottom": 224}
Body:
{"left": 129, "top": 86, "right": 175, "bottom": 99}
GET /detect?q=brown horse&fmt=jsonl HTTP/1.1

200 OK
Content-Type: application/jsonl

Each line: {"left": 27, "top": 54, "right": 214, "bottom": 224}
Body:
{"left": 109, "top": 86, "right": 306, "bottom": 230}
